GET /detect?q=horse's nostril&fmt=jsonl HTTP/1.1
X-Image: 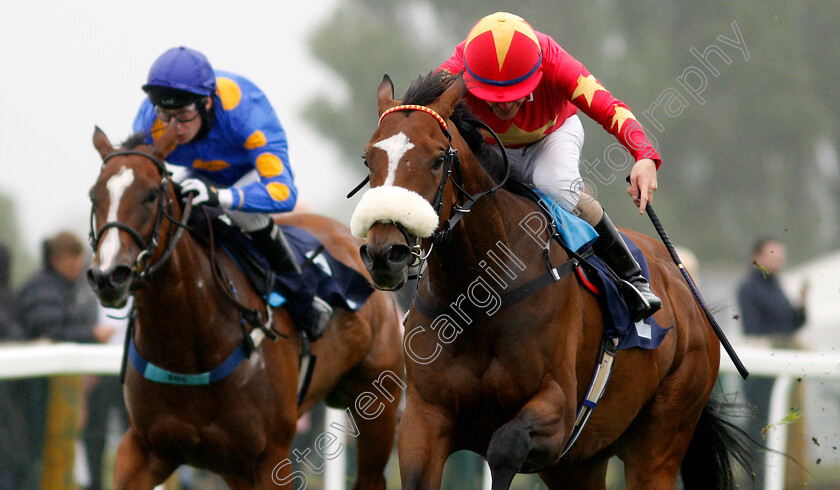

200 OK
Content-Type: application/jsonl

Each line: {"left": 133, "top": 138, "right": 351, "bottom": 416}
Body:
{"left": 360, "top": 245, "right": 375, "bottom": 268}
{"left": 109, "top": 266, "right": 133, "bottom": 287}
{"left": 86, "top": 269, "right": 101, "bottom": 290}
{"left": 386, "top": 245, "right": 411, "bottom": 268}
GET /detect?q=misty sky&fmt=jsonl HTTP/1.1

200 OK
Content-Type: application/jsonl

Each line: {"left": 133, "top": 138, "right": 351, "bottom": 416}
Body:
{"left": 0, "top": 0, "right": 359, "bottom": 250}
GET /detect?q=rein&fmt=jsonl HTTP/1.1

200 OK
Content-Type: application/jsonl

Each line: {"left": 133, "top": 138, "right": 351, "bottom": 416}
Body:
{"left": 89, "top": 150, "right": 194, "bottom": 287}
{"left": 94, "top": 149, "right": 292, "bottom": 389}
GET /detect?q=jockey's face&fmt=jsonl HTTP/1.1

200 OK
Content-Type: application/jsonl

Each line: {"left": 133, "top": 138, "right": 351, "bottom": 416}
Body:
{"left": 156, "top": 97, "right": 211, "bottom": 144}
{"left": 486, "top": 96, "right": 528, "bottom": 121}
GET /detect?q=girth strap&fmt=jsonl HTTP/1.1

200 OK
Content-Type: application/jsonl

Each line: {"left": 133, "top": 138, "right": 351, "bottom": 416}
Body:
{"left": 410, "top": 258, "right": 578, "bottom": 320}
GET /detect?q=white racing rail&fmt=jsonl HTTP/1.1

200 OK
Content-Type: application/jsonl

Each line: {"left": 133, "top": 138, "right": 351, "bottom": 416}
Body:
{"left": 2, "top": 342, "right": 838, "bottom": 489}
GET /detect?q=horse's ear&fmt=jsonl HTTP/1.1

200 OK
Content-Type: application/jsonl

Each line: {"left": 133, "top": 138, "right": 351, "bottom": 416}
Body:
{"left": 92, "top": 126, "right": 114, "bottom": 160}
{"left": 430, "top": 74, "right": 467, "bottom": 121}
{"left": 152, "top": 121, "right": 178, "bottom": 159}
{"left": 377, "top": 74, "right": 398, "bottom": 115}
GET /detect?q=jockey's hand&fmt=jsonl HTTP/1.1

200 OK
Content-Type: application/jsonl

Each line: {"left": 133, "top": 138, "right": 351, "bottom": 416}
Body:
{"left": 181, "top": 178, "right": 221, "bottom": 207}
{"left": 627, "top": 159, "right": 658, "bottom": 214}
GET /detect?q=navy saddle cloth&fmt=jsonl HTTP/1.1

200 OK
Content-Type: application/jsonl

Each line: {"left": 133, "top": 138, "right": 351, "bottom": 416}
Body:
{"left": 209, "top": 218, "right": 374, "bottom": 322}
{"left": 510, "top": 181, "right": 671, "bottom": 350}
{"left": 579, "top": 239, "right": 671, "bottom": 351}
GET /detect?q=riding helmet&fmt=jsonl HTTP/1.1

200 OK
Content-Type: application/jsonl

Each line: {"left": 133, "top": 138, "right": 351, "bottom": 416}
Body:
{"left": 143, "top": 46, "right": 216, "bottom": 109}
{"left": 462, "top": 12, "right": 543, "bottom": 102}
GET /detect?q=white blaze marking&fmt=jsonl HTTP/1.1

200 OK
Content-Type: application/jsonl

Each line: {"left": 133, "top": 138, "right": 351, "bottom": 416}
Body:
{"left": 98, "top": 167, "right": 134, "bottom": 271}
{"left": 373, "top": 132, "right": 414, "bottom": 186}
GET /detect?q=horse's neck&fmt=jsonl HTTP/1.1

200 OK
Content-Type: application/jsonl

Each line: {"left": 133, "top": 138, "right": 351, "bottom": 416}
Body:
{"left": 133, "top": 234, "right": 241, "bottom": 360}
{"left": 425, "top": 154, "right": 539, "bottom": 296}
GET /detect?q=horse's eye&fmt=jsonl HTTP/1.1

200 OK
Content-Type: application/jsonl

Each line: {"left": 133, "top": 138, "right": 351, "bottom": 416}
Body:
{"left": 145, "top": 188, "right": 159, "bottom": 203}
{"left": 361, "top": 155, "right": 369, "bottom": 168}
{"left": 432, "top": 155, "right": 446, "bottom": 170}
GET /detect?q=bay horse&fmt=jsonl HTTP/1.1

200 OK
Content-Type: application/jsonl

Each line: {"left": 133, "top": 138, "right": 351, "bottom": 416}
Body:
{"left": 352, "top": 73, "right": 750, "bottom": 489}
{"left": 86, "top": 123, "right": 403, "bottom": 489}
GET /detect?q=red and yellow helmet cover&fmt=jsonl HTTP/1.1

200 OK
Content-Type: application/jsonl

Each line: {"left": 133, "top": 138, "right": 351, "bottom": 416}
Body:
{"left": 463, "top": 12, "right": 543, "bottom": 102}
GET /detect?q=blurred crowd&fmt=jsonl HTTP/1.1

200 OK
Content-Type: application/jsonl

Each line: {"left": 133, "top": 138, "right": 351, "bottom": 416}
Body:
{"left": 0, "top": 232, "right": 128, "bottom": 490}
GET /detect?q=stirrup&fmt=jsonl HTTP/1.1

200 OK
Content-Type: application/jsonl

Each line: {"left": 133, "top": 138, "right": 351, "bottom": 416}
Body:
{"left": 301, "top": 297, "right": 332, "bottom": 341}
{"left": 617, "top": 278, "right": 661, "bottom": 322}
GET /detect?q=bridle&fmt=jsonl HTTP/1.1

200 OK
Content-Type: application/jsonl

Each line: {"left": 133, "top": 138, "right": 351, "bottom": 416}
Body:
{"left": 89, "top": 149, "right": 194, "bottom": 289}
{"left": 350, "top": 103, "right": 510, "bottom": 265}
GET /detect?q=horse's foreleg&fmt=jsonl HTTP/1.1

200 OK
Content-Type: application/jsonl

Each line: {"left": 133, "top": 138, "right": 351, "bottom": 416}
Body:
{"left": 398, "top": 398, "right": 454, "bottom": 490}
{"left": 538, "top": 456, "right": 610, "bottom": 490}
{"left": 224, "top": 444, "right": 297, "bottom": 490}
{"left": 351, "top": 398, "right": 399, "bottom": 490}
{"left": 112, "top": 429, "right": 176, "bottom": 490}
{"left": 486, "top": 383, "right": 570, "bottom": 490}
{"left": 487, "top": 420, "right": 531, "bottom": 490}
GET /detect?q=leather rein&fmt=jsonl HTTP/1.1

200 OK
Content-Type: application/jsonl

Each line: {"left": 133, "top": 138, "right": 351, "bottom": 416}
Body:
{"left": 89, "top": 150, "right": 194, "bottom": 289}
{"left": 348, "top": 104, "right": 511, "bottom": 264}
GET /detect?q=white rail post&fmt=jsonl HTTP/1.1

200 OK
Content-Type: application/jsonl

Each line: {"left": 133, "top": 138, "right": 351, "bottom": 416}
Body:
{"left": 324, "top": 408, "right": 347, "bottom": 489}
{"left": 764, "top": 375, "right": 795, "bottom": 490}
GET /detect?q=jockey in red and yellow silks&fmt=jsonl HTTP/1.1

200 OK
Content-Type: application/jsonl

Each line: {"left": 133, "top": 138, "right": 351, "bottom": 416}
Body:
{"left": 438, "top": 12, "right": 662, "bottom": 322}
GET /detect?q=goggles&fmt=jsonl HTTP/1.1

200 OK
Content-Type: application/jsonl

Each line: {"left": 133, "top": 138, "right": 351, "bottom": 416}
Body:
{"left": 154, "top": 102, "right": 201, "bottom": 124}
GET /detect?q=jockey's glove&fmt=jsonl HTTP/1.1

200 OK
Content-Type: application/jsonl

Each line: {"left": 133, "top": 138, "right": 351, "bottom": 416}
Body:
{"left": 181, "top": 178, "right": 233, "bottom": 208}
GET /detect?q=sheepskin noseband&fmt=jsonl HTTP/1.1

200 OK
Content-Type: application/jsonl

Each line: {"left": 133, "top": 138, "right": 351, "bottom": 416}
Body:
{"left": 350, "top": 186, "right": 439, "bottom": 239}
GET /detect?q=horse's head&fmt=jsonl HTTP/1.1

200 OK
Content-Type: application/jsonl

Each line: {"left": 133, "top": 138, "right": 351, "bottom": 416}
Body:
{"left": 86, "top": 124, "right": 179, "bottom": 307}
{"left": 350, "top": 74, "right": 467, "bottom": 290}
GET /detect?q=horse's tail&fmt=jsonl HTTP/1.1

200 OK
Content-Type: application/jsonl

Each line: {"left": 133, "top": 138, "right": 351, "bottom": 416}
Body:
{"left": 680, "top": 396, "right": 756, "bottom": 490}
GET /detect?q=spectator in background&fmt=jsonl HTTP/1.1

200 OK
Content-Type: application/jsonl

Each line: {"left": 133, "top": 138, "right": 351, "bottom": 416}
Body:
{"left": 736, "top": 236, "right": 808, "bottom": 487}
{"left": 16, "top": 231, "right": 102, "bottom": 343}
{"left": 0, "top": 243, "right": 22, "bottom": 340}
{"left": 737, "top": 237, "right": 807, "bottom": 349}
{"left": 0, "top": 243, "right": 31, "bottom": 489}
{"left": 15, "top": 231, "right": 103, "bottom": 489}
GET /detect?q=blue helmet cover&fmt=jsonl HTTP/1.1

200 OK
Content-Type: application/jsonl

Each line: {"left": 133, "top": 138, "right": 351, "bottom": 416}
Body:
{"left": 143, "top": 46, "right": 216, "bottom": 97}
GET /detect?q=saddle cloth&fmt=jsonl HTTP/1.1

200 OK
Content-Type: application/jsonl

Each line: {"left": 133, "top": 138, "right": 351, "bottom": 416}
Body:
{"left": 210, "top": 217, "right": 374, "bottom": 323}
{"left": 530, "top": 187, "right": 671, "bottom": 351}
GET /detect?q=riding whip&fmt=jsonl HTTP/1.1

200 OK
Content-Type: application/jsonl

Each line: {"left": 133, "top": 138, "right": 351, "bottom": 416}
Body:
{"left": 627, "top": 177, "right": 749, "bottom": 379}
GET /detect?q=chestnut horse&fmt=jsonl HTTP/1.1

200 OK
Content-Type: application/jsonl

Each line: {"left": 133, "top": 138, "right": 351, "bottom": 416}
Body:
{"left": 87, "top": 124, "right": 403, "bottom": 489}
{"left": 351, "top": 73, "right": 749, "bottom": 489}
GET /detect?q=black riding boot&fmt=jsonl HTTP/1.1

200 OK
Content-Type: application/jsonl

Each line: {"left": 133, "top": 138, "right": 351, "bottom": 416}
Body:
{"left": 249, "top": 221, "right": 302, "bottom": 275}
{"left": 592, "top": 212, "right": 662, "bottom": 322}
{"left": 249, "top": 222, "right": 333, "bottom": 340}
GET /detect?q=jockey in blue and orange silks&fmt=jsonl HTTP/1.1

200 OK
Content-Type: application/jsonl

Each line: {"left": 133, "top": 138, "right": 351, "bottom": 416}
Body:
{"left": 438, "top": 12, "right": 662, "bottom": 322}
{"left": 133, "top": 46, "right": 331, "bottom": 339}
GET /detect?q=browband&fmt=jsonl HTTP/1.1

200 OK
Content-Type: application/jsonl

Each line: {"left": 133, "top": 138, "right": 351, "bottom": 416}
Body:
{"left": 379, "top": 104, "right": 449, "bottom": 136}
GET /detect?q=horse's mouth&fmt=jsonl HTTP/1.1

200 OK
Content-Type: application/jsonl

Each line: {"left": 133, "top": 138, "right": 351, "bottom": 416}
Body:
{"left": 368, "top": 271, "right": 407, "bottom": 291}
{"left": 87, "top": 266, "right": 134, "bottom": 308}
{"left": 91, "top": 287, "right": 131, "bottom": 309}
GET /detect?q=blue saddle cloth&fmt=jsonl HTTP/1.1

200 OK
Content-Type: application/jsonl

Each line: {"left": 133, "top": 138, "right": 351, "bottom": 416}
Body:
{"left": 275, "top": 225, "right": 374, "bottom": 318}
{"left": 218, "top": 224, "right": 374, "bottom": 322}
{"left": 531, "top": 189, "right": 670, "bottom": 350}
